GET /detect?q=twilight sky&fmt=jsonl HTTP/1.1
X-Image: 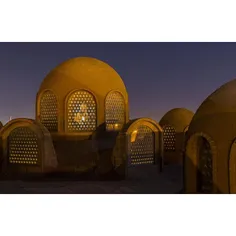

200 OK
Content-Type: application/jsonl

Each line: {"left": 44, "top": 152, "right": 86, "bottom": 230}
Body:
{"left": 0, "top": 42, "right": 236, "bottom": 124}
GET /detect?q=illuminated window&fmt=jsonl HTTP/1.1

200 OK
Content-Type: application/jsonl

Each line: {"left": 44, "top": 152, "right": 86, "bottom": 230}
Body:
{"left": 163, "top": 125, "right": 176, "bottom": 151}
{"left": 8, "top": 127, "right": 39, "bottom": 165}
{"left": 67, "top": 90, "right": 96, "bottom": 132}
{"left": 40, "top": 90, "right": 58, "bottom": 132}
{"left": 105, "top": 91, "right": 125, "bottom": 131}
{"left": 128, "top": 125, "right": 154, "bottom": 165}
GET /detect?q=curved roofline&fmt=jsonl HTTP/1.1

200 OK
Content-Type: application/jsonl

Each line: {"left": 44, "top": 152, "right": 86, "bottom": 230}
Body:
{"left": 160, "top": 107, "right": 194, "bottom": 121}
{"left": 191, "top": 78, "right": 236, "bottom": 120}
{"left": 39, "top": 56, "right": 128, "bottom": 97}
{"left": 0, "top": 118, "right": 48, "bottom": 137}
{"left": 122, "top": 117, "right": 163, "bottom": 133}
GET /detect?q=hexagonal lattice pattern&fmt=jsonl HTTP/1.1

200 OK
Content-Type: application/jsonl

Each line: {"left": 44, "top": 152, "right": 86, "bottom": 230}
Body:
{"left": 40, "top": 90, "right": 58, "bottom": 132}
{"left": 128, "top": 125, "right": 154, "bottom": 165}
{"left": 198, "top": 137, "right": 213, "bottom": 193}
{"left": 8, "top": 127, "right": 39, "bottom": 165}
{"left": 163, "top": 125, "right": 176, "bottom": 151}
{"left": 67, "top": 90, "right": 96, "bottom": 132}
{"left": 105, "top": 91, "right": 125, "bottom": 131}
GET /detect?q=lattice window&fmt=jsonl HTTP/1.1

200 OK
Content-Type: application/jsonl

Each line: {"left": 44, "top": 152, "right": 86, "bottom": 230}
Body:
{"left": 163, "top": 125, "right": 176, "bottom": 151}
{"left": 198, "top": 137, "right": 213, "bottom": 193}
{"left": 128, "top": 125, "right": 154, "bottom": 165}
{"left": 105, "top": 91, "right": 125, "bottom": 131}
{"left": 8, "top": 127, "right": 39, "bottom": 165}
{"left": 40, "top": 90, "right": 58, "bottom": 132}
{"left": 67, "top": 90, "right": 96, "bottom": 132}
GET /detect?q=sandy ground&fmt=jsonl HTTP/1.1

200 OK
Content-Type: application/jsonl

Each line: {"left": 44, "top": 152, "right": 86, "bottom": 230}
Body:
{"left": 0, "top": 164, "right": 183, "bottom": 194}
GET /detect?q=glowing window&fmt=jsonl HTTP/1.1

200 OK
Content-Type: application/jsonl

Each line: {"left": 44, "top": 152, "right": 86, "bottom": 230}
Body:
{"left": 128, "top": 125, "right": 154, "bottom": 165}
{"left": 8, "top": 127, "right": 39, "bottom": 165}
{"left": 105, "top": 91, "right": 125, "bottom": 131}
{"left": 163, "top": 125, "right": 176, "bottom": 151}
{"left": 40, "top": 90, "right": 58, "bottom": 132}
{"left": 67, "top": 90, "right": 96, "bottom": 132}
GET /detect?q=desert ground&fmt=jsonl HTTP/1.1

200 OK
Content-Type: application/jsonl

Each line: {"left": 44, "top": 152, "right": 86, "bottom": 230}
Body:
{"left": 0, "top": 164, "right": 183, "bottom": 194}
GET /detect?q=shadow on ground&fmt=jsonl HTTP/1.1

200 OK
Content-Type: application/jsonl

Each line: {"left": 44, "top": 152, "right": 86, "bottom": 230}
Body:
{"left": 0, "top": 164, "right": 183, "bottom": 194}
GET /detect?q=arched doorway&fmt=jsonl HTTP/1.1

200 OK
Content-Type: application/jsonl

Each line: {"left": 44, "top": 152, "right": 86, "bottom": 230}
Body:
{"left": 128, "top": 125, "right": 155, "bottom": 166}
{"left": 7, "top": 127, "right": 40, "bottom": 166}
{"left": 185, "top": 133, "right": 215, "bottom": 193}
{"left": 127, "top": 125, "right": 156, "bottom": 180}
{"left": 196, "top": 136, "right": 213, "bottom": 193}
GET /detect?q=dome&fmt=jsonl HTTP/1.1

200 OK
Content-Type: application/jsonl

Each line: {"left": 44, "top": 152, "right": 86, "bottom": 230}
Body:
{"left": 185, "top": 78, "right": 236, "bottom": 193}
{"left": 36, "top": 57, "right": 129, "bottom": 133}
{"left": 192, "top": 79, "right": 236, "bottom": 122}
{"left": 159, "top": 108, "right": 194, "bottom": 132}
{"left": 39, "top": 57, "right": 128, "bottom": 98}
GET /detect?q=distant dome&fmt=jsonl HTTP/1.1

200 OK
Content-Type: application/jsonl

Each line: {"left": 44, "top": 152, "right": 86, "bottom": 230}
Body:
{"left": 39, "top": 57, "right": 128, "bottom": 98}
{"left": 159, "top": 108, "right": 194, "bottom": 132}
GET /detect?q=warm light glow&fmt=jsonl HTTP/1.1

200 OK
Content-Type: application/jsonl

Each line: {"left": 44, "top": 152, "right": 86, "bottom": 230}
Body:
{"left": 40, "top": 90, "right": 58, "bottom": 132}
{"left": 68, "top": 91, "right": 96, "bottom": 132}
{"left": 105, "top": 91, "right": 125, "bottom": 131}
{"left": 131, "top": 130, "right": 138, "bottom": 142}
{"left": 129, "top": 125, "right": 154, "bottom": 165}
{"left": 74, "top": 104, "right": 88, "bottom": 123}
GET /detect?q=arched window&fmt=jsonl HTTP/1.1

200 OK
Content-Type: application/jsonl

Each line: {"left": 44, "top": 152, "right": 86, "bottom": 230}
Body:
{"left": 67, "top": 90, "right": 97, "bottom": 132}
{"left": 128, "top": 125, "right": 154, "bottom": 165}
{"left": 105, "top": 91, "right": 125, "bottom": 131}
{"left": 163, "top": 125, "right": 176, "bottom": 151}
{"left": 8, "top": 127, "right": 39, "bottom": 165}
{"left": 39, "top": 90, "right": 58, "bottom": 132}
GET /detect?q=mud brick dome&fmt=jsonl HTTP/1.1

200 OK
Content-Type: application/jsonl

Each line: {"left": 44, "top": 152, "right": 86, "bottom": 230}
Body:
{"left": 36, "top": 57, "right": 129, "bottom": 133}
{"left": 35, "top": 57, "right": 130, "bottom": 175}
{"left": 185, "top": 78, "right": 236, "bottom": 193}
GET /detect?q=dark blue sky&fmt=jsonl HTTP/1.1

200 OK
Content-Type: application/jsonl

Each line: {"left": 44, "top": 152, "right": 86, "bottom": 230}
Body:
{"left": 0, "top": 42, "right": 236, "bottom": 124}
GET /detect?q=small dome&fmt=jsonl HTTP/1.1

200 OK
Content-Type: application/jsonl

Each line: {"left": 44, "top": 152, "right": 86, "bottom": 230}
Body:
{"left": 159, "top": 108, "right": 194, "bottom": 132}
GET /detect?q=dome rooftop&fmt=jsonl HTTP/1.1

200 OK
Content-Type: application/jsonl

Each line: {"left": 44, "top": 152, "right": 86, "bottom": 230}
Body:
{"left": 192, "top": 78, "right": 236, "bottom": 122}
{"left": 39, "top": 57, "right": 128, "bottom": 97}
{"left": 159, "top": 108, "right": 194, "bottom": 131}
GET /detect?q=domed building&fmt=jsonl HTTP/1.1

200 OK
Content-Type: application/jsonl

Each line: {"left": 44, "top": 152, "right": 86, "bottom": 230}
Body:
{"left": 185, "top": 79, "right": 236, "bottom": 193}
{"left": 36, "top": 57, "right": 129, "bottom": 175}
{"left": 112, "top": 118, "right": 164, "bottom": 179}
{"left": 0, "top": 119, "right": 57, "bottom": 178}
{"left": 159, "top": 108, "right": 194, "bottom": 165}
